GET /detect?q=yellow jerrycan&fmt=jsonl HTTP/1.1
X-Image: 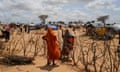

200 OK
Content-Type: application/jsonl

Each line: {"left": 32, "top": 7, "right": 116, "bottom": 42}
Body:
{"left": 96, "top": 27, "right": 106, "bottom": 36}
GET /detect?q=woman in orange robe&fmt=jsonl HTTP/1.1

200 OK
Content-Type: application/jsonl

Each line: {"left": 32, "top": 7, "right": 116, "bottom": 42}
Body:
{"left": 43, "top": 27, "right": 60, "bottom": 65}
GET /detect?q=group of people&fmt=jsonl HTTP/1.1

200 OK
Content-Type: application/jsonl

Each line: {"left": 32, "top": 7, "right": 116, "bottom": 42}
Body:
{"left": 43, "top": 27, "right": 74, "bottom": 66}
{"left": 0, "top": 23, "right": 74, "bottom": 65}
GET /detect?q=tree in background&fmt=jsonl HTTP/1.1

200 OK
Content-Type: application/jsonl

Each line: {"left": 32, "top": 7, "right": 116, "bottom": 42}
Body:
{"left": 97, "top": 15, "right": 109, "bottom": 27}
{"left": 39, "top": 15, "right": 48, "bottom": 24}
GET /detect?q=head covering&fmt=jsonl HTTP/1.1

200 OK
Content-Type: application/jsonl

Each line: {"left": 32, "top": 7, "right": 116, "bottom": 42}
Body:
{"left": 45, "top": 27, "right": 60, "bottom": 60}
{"left": 46, "top": 27, "right": 55, "bottom": 38}
{"left": 65, "top": 29, "right": 74, "bottom": 38}
{"left": 48, "top": 27, "right": 54, "bottom": 34}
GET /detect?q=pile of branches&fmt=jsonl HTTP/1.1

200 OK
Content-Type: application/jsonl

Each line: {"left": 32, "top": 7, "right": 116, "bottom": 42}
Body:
{"left": 1, "top": 55, "right": 34, "bottom": 65}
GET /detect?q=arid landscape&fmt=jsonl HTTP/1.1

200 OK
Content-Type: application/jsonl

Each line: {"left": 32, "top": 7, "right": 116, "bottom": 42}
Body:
{"left": 0, "top": 0, "right": 120, "bottom": 72}
{"left": 0, "top": 27, "right": 120, "bottom": 72}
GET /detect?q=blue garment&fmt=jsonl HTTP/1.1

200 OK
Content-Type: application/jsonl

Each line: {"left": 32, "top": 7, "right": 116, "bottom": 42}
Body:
{"left": 46, "top": 24, "right": 58, "bottom": 30}
{"left": 65, "top": 32, "right": 74, "bottom": 38}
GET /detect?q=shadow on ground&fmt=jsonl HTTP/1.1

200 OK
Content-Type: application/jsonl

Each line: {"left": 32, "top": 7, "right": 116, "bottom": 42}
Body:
{"left": 37, "top": 64, "right": 59, "bottom": 71}
{"left": 60, "top": 58, "right": 72, "bottom": 63}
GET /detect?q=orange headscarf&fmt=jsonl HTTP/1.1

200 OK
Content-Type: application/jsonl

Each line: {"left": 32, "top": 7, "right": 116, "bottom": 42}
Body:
{"left": 45, "top": 27, "right": 60, "bottom": 60}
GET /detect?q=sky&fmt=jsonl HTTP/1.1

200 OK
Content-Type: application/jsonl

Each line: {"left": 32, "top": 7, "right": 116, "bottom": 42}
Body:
{"left": 0, "top": 0, "right": 120, "bottom": 24}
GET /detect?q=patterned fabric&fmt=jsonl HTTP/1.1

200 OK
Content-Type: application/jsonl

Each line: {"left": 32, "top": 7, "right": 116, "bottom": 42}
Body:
{"left": 62, "top": 32, "right": 74, "bottom": 55}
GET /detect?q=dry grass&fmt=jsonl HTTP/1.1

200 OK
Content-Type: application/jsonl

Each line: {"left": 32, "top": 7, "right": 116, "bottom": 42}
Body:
{"left": 0, "top": 27, "right": 120, "bottom": 72}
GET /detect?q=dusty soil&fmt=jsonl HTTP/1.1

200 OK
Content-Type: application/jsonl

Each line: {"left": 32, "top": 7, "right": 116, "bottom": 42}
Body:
{"left": 0, "top": 27, "right": 120, "bottom": 72}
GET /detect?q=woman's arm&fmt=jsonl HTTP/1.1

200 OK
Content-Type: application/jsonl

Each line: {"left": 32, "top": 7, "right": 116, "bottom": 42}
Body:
{"left": 42, "top": 36, "right": 46, "bottom": 40}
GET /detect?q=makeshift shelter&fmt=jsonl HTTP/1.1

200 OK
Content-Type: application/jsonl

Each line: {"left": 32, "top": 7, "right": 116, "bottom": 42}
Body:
{"left": 28, "top": 23, "right": 41, "bottom": 30}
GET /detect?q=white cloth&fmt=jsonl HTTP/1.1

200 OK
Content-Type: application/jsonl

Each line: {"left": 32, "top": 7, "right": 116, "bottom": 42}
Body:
{"left": 55, "top": 29, "right": 63, "bottom": 50}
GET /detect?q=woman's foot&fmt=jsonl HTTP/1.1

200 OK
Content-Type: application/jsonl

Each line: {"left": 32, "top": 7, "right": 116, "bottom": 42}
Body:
{"left": 47, "top": 62, "right": 51, "bottom": 65}
{"left": 52, "top": 60, "right": 56, "bottom": 66}
{"left": 52, "top": 63, "right": 57, "bottom": 66}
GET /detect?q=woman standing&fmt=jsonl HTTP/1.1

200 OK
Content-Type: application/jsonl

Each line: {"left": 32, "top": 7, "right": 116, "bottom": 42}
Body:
{"left": 4, "top": 25, "right": 11, "bottom": 42}
{"left": 61, "top": 29, "right": 74, "bottom": 60}
{"left": 43, "top": 27, "right": 60, "bottom": 65}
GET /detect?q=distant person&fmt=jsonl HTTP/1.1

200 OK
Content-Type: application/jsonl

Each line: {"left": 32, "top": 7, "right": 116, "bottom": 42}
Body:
{"left": 24, "top": 25, "right": 30, "bottom": 33}
{"left": 42, "top": 27, "right": 60, "bottom": 65}
{"left": 61, "top": 29, "right": 74, "bottom": 60}
{"left": 73, "top": 27, "right": 76, "bottom": 32}
{"left": 24, "top": 25, "right": 27, "bottom": 32}
{"left": 0, "top": 25, "right": 11, "bottom": 42}
{"left": 20, "top": 25, "right": 22, "bottom": 32}
{"left": 0, "top": 24, "right": 5, "bottom": 38}
{"left": 4, "top": 25, "right": 11, "bottom": 42}
{"left": 57, "top": 25, "right": 63, "bottom": 54}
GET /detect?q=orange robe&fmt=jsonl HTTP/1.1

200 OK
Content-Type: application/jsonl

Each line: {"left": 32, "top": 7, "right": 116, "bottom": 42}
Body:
{"left": 45, "top": 28, "right": 60, "bottom": 61}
